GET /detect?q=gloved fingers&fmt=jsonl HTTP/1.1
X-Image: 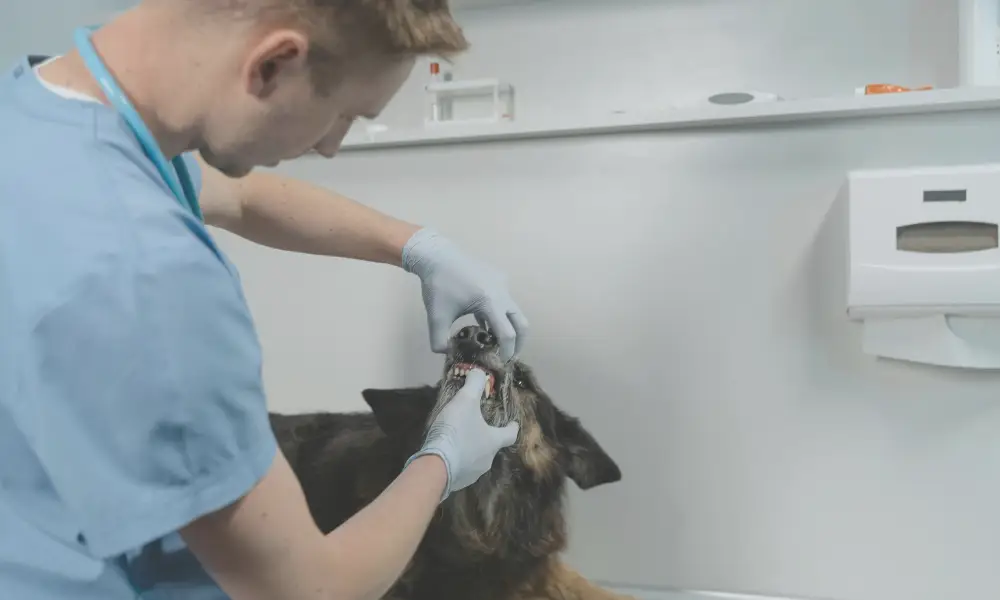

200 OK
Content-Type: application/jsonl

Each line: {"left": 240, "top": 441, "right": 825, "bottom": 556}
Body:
{"left": 476, "top": 303, "right": 518, "bottom": 363}
{"left": 460, "top": 368, "right": 488, "bottom": 395}
{"left": 478, "top": 306, "right": 529, "bottom": 359}
{"left": 507, "top": 309, "right": 529, "bottom": 358}
{"left": 426, "top": 307, "right": 455, "bottom": 354}
{"left": 496, "top": 421, "right": 520, "bottom": 448}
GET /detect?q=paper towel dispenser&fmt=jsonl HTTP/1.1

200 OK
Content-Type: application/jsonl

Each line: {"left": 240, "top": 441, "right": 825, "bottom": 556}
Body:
{"left": 846, "top": 162, "right": 1000, "bottom": 369}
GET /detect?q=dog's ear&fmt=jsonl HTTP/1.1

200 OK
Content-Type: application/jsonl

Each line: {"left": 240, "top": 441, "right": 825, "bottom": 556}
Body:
{"left": 361, "top": 386, "right": 438, "bottom": 437}
{"left": 553, "top": 407, "right": 622, "bottom": 490}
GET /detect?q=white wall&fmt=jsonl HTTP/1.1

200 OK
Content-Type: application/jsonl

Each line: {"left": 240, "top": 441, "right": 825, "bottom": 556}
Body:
{"left": 0, "top": 0, "right": 131, "bottom": 66}
{"left": 223, "top": 112, "right": 1000, "bottom": 600}
{"left": 211, "top": 2, "right": 1000, "bottom": 600}
{"left": 370, "top": 0, "right": 959, "bottom": 132}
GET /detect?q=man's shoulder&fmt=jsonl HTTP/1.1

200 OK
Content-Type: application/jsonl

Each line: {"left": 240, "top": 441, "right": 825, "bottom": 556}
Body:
{"left": 0, "top": 104, "right": 190, "bottom": 214}
{"left": 0, "top": 57, "right": 203, "bottom": 226}
{"left": 0, "top": 116, "right": 218, "bottom": 327}
{"left": 0, "top": 55, "right": 226, "bottom": 323}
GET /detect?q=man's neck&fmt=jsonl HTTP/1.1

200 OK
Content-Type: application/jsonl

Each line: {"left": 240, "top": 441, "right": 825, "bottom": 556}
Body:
{"left": 38, "top": 5, "right": 208, "bottom": 159}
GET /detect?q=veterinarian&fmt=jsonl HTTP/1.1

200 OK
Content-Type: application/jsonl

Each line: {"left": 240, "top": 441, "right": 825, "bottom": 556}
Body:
{"left": 0, "top": 1, "right": 526, "bottom": 599}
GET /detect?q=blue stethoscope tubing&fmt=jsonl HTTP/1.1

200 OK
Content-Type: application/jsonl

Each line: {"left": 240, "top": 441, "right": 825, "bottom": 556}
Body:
{"left": 73, "top": 26, "right": 203, "bottom": 221}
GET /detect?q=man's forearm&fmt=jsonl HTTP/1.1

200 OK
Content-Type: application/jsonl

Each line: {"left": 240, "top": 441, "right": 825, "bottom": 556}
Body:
{"left": 183, "top": 453, "right": 447, "bottom": 600}
{"left": 321, "top": 455, "right": 447, "bottom": 600}
{"left": 221, "top": 170, "right": 421, "bottom": 267}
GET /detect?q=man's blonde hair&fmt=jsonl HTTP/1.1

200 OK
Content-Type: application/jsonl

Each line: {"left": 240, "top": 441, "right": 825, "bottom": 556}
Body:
{"left": 191, "top": 0, "right": 468, "bottom": 91}
{"left": 210, "top": 0, "right": 467, "bottom": 57}
{"left": 304, "top": 0, "right": 469, "bottom": 57}
{"left": 302, "top": 0, "right": 469, "bottom": 84}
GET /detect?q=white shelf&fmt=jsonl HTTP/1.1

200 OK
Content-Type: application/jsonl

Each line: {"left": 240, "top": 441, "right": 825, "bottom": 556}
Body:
{"left": 450, "top": 0, "right": 547, "bottom": 9}
{"left": 607, "top": 585, "right": 812, "bottom": 600}
{"left": 336, "top": 87, "right": 1000, "bottom": 153}
{"left": 426, "top": 78, "right": 511, "bottom": 97}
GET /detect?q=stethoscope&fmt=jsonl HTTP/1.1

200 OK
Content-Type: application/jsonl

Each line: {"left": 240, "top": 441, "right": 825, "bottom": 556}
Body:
{"left": 73, "top": 26, "right": 203, "bottom": 221}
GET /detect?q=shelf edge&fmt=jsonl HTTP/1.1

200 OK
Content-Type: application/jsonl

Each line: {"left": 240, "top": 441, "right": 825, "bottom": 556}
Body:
{"left": 331, "top": 87, "right": 1000, "bottom": 153}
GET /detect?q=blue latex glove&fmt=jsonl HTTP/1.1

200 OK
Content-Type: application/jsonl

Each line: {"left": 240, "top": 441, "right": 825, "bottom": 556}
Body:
{"left": 404, "top": 369, "right": 520, "bottom": 501}
{"left": 402, "top": 228, "right": 528, "bottom": 362}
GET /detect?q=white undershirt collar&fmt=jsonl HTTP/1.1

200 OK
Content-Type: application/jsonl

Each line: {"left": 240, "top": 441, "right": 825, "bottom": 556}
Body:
{"left": 33, "top": 55, "right": 101, "bottom": 104}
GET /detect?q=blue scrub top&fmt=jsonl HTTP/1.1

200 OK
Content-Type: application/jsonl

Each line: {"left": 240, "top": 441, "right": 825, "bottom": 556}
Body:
{"left": 0, "top": 55, "right": 278, "bottom": 599}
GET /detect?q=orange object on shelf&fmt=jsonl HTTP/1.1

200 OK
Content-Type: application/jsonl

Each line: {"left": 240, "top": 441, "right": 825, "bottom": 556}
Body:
{"left": 860, "top": 83, "right": 934, "bottom": 94}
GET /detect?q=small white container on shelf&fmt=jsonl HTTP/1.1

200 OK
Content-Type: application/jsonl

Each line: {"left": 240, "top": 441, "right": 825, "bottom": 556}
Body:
{"left": 959, "top": 0, "right": 1000, "bottom": 86}
{"left": 424, "top": 77, "right": 516, "bottom": 127}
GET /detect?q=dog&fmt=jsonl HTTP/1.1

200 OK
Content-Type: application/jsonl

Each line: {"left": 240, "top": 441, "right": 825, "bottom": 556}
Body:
{"left": 270, "top": 324, "right": 632, "bottom": 600}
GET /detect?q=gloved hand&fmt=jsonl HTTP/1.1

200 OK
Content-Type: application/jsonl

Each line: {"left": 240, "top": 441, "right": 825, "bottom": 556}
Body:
{"left": 404, "top": 369, "right": 520, "bottom": 501}
{"left": 402, "top": 228, "right": 528, "bottom": 363}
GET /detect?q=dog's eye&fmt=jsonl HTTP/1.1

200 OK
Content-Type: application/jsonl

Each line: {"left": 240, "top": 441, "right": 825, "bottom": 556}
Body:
{"left": 512, "top": 372, "right": 528, "bottom": 388}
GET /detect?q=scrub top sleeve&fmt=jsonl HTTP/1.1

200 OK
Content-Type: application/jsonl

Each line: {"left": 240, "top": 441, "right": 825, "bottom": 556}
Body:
{"left": 23, "top": 232, "right": 278, "bottom": 560}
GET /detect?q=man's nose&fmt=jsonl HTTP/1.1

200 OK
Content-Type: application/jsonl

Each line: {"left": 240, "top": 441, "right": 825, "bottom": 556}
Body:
{"left": 314, "top": 136, "right": 343, "bottom": 158}
{"left": 314, "top": 125, "right": 350, "bottom": 158}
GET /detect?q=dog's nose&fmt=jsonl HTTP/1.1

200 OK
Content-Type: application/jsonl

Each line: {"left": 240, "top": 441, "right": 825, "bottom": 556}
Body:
{"left": 456, "top": 325, "right": 496, "bottom": 350}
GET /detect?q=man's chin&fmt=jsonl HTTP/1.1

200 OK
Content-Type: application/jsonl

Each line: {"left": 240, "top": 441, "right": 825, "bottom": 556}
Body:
{"left": 219, "top": 160, "right": 283, "bottom": 178}
{"left": 222, "top": 166, "right": 255, "bottom": 178}
{"left": 199, "top": 150, "right": 254, "bottom": 179}
{"left": 213, "top": 162, "right": 255, "bottom": 179}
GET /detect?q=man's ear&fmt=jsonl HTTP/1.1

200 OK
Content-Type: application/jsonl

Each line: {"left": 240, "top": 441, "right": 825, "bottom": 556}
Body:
{"left": 553, "top": 407, "right": 622, "bottom": 490}
{"left": 361, "top": 386, "right": 438, "bottom": 437}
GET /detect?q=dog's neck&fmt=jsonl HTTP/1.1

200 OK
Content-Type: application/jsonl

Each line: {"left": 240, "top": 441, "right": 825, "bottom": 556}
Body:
{"left": 430, "top": 448, "right": 569, "bottom": 560}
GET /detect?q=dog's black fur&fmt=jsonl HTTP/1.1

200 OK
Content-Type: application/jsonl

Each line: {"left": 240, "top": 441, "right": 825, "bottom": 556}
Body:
{"left": 269, "top": 325, "right": 623, "bottom": 600}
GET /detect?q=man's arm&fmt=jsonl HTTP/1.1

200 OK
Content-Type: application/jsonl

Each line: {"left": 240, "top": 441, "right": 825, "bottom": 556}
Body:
{"left": 182, "top": 451, "right": 447, "bottom": 600}
{"left": 194, "top": 155, "right": 530, "bottom": 361}
{"left": 197, "top": 155, "right": 419, "bottom": 266}
{"left": 183, "top": 369, "right": 518, "bottom": 600}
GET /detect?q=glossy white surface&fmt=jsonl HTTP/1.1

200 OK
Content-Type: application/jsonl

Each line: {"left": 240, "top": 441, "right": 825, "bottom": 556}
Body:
{"left": 451, "top": 0, "right": 549, "bottom": 9}
{"left": 615, "top": 588, "right": 817, "bottom": 600}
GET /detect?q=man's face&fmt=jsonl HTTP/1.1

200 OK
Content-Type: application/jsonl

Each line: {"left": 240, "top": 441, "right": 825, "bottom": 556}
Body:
{"left": 198, "top": 31, "right": 414, "bottom": 178}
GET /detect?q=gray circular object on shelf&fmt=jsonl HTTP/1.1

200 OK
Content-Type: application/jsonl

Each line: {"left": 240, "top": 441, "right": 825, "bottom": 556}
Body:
{"left": 708, "top": 92, "right": 758, "bottom": 105}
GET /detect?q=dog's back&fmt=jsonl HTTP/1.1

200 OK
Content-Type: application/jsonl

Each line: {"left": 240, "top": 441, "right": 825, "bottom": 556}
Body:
{"left": 270, "top": 411, "right": 411, "bottom": 534}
